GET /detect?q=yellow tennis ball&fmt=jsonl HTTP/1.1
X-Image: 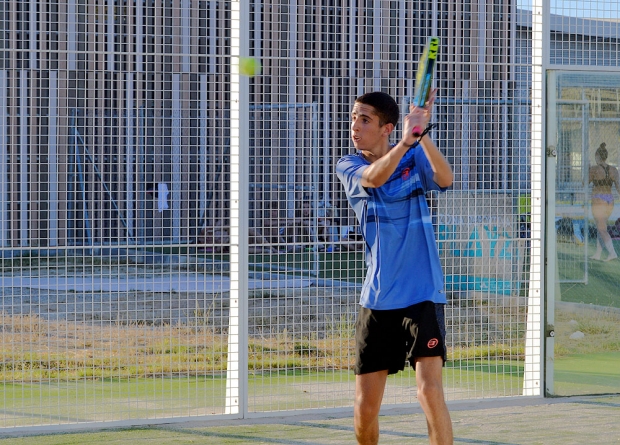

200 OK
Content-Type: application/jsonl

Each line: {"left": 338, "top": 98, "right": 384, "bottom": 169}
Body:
{"left": 239, "top": 57, "right": 261, "bottom": 76}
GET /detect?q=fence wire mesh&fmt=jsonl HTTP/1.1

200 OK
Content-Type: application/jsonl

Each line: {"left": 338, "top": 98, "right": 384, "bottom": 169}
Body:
{"left": 0, "top": 0, "right": 616, "bottom": 430}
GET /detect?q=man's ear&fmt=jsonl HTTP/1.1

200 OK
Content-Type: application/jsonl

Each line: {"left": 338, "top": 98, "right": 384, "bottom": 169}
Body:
{"left": 383, "top": 123, "right": 394, "bottom": 137}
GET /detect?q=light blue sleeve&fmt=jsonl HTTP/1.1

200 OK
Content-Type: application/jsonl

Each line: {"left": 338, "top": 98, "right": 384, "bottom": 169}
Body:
{"left": 414, "top": 145, "right": 449, "bottom": 193}
{"left": 336, "top": 155, "right": 370, "bottom": 199}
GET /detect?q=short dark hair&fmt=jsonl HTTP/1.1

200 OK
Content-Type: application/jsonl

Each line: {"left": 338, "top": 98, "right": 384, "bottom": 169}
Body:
{"left": 596, "top": 143, "right": 608, "bottom": 161}
{"left": 354, "top": 91, "right": 399, "bottom": 127}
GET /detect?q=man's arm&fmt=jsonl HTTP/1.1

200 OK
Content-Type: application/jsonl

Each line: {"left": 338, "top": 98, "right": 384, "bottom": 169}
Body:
{"left": 360, "top": 140, "right": 415, "bottom": 188}
{"left": 418, "top": 134, "right": 453, "bottom": 188}
{"left": 362, "top": 130, "right": 452, "bottom": 190}
{"left": 361, "top": 97, "right": 433, "bottom": 188}
{"left": 361, "top": 91, "right": 452, "bottom": 189}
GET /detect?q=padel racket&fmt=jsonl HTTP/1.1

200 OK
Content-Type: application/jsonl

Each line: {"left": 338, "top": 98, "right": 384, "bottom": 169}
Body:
{"left": 412, "top": 36, "right": 440, "bottom": 137}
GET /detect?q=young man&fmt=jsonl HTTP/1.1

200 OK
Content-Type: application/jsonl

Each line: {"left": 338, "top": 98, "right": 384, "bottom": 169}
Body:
{"left": 336, "top": 91, "right": 453, "bottom": 445}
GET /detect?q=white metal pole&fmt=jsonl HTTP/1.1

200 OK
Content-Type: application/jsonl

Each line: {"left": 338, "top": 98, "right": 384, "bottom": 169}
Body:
{"left": 49, "top": 71, "right": 59, "bottom": 247}
{"left": 136, "top": 0, "right": 144, "bottom": 72}
{"left": 523, "top": 0, "right": 545, "bottom": 397}
{"left": 227, "top": 0, "right": 250, "bottom": 416}
{"left": 181, "top": 0, "right": 191, "bottom": 72}
{"left": 349, "top": 0, "right": 357, "bottom": 78}
{"left": 209, "top": 1, "right": 217, "bottom": 74}
{"left": 30, "top": 0, "right": 38, "bottom": 69}
{"left": 544, "top": 70, "right": 557, "bottom": 396}
{"left": 501, "top": 80, "right": 508, "bottom": 190}
{"left": 126, "top": 73, "right": 135, "bottom": 242}
{"left": 0, "top": 71, "right": 7, "bottom": 247}
{"left": 372, "top": 0, "right": 381, "bottom": 90}
{"left": 20, "top": 70, "right": 29, "bottom": 247}
{"left": 322, "top": 78, "right": 331, "bottom": 207}
{"left": 68, "top": 0, "right": 77, "bottom": 70}
{"left": 254, "top": 0, "right": 262, "bottom": 62}
{"left": 398, "top": 0, "right": 405, "bottom": 79}
{"left": 477, "top": 0, "right": 486, "bottom": 83}
{"left": 462, "top": 80, "right": 470, "bottom": 189}
{"left": 107, "top": 0, "right": 115, "bottom": 71}
{"left": 172, "top": 74, "right": 182, "bottom": 242}
{"left": 287, "top": 0, "right": 298, "bottom": 216}
{"left": 432, "top": 0, "right": 438, "bottom": 36}
{"left": 357, "top": 77, "right": 364, "bottom": 98}
{"left": 200, "top": 75, "right": 208, "bottom": 228}
{"left": 312, "top": 103, "right": 320, "bottom": 271}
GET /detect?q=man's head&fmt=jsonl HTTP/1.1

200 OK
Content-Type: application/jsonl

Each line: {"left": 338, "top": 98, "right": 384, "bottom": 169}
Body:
{"left": 351, "top": 92, "right": 400, "bottom": 154}
{"left": 354, "top": 92, "right": 399, "bottom": 127}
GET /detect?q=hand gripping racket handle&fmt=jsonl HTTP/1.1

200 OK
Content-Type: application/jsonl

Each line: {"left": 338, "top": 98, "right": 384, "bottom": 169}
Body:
{"left": 411, "top": 37, "right": 439, "bottom": 139}
{"left": 413, "top": 123, "right": 437, "bottom": 141}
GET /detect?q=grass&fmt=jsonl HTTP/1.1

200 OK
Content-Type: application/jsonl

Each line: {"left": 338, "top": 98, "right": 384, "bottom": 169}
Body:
{"left": 553, "top": 308, "right": 620, "bottom": 358}
{"left": 0, "top": 313, "right": 356, "bottom": 382}
{"left": 1, "top": 244, "right": 618, "bottom": 428}
{"left": 1, "top": 303, "right": 618, "bottom": 427}
{"left": 0, "top": 314, "right": 230, "bottom": 381}
{"left": 550, "top": 305, "right": 620, "bottom": 396}
{"left": 0, "top": 303, "right": 528, "bottom": 427}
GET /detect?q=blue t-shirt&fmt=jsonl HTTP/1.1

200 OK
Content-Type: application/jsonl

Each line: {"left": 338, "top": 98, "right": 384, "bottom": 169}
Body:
{"left": 336, "top": 144, "right": 448, "bottom": 310}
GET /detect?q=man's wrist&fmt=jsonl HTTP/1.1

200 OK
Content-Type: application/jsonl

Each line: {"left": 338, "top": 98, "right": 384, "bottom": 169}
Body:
{"left": 417, "top": 123, "right": 437, "bottom": 143}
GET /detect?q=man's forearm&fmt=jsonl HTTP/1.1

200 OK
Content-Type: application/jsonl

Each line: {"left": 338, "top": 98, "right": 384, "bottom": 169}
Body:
{"left": 360, "top": 140, "right": 412, "bottom": 188}
{"left": 419, "top": 135, "right": 453, "bottom": 187}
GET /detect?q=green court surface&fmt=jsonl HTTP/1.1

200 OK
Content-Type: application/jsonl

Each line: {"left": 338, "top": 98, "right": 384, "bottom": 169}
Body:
{"left": 1, "top": 348, "right": 618, "bottom": 443}
{"left": 1, "top": 395, "right": 619, "bottom": 444}
{"left": 4, "top": 354, "right": 616, "bottom": 436}
{"left": 1, "top": 359, "right": 523, "bottom": 427}
{"left": 553, "top": 352, "right": 620, "bottom": 395}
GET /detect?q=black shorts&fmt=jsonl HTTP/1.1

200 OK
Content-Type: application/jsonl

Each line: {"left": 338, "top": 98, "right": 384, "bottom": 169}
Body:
{"left": 354, "top": 301, "right": 447, "bottom": 375}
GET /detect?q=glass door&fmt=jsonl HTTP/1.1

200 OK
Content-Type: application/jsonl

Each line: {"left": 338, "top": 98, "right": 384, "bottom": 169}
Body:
{"left": 546, "top": 71, "right": 620, "bottom": 396}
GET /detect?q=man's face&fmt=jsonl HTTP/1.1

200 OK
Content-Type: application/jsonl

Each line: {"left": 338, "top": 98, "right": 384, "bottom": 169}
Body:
{"left": 350, "top": 102, "right": 389, "bottom": 151}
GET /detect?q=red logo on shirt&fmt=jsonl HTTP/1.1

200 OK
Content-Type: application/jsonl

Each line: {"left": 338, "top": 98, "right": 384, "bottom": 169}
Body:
{"left": 402, "top": 168, "right": 410, "bottom": 180}
{"left": 427, "top": 338, "right": 439, "bottom": 349}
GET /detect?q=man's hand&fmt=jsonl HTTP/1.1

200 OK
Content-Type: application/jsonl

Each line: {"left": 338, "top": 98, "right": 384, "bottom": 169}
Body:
{"left": 402, "top": 89, "right": 437, "bottom": 146}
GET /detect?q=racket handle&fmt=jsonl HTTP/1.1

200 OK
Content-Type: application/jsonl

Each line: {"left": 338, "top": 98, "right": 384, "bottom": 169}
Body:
{"left": 412, "top": 126, "right": 422, "bottom": 137}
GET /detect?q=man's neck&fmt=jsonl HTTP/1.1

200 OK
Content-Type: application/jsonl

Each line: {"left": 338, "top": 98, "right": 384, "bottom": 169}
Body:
{"left": 360, "top": 142, "right": 392, "bottom": 164}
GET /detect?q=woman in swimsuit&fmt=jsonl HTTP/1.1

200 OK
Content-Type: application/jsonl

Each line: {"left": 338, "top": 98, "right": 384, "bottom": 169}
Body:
{"left": 589, "top": 143, "right": 619, "bottom": 261}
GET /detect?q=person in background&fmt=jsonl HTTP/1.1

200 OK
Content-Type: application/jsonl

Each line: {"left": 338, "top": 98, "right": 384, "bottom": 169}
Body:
{"left": 589, "top": 142, "right": 619, "bottom": 261}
